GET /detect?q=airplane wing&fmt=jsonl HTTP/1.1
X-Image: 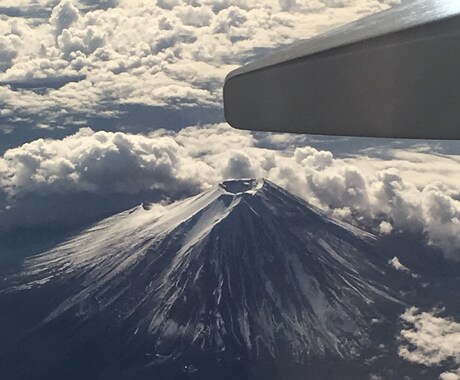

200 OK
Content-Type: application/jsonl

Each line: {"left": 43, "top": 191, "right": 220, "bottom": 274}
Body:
{"left": 223, "top": 0, "right": 460, "bottom": 139}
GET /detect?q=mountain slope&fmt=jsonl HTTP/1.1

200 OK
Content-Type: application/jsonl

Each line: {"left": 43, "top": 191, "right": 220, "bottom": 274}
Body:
{"left": 0, "top": 179, "right": 403, "bottom": 379}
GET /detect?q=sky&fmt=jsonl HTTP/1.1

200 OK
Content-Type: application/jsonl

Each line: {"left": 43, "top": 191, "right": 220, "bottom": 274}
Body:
{"left": 1, "top": 0, "right": 460, "bottom": 377}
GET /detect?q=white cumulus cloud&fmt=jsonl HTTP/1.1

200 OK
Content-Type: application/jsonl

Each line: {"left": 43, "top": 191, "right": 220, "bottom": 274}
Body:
{"left": 50, "top": 0, "right": 80, "bottom": 36}
{"left": 399, "top": 308, "right": 460, "bottom": 379}
{"left": 1, "top": 124, "right": 460, "bottom": 260}
{"left": 0, "top": 0, "right": 397, "bottom": 117}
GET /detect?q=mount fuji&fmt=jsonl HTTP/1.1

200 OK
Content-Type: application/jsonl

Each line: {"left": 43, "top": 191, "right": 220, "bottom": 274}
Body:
{"left": 0, "top": 179, "right": 429, "bottom": 380}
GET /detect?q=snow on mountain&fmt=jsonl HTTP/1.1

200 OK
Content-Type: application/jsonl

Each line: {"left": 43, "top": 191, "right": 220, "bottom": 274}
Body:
{"left": 1, "top": 179, "right": 402, "bottom": 370}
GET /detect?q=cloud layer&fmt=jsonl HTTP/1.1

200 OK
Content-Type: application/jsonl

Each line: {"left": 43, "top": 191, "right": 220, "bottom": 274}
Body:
{"left": 1, "top": 124, "right": 460, "bottom": 260}
{"left": 0, "top": 0, "right": 399, "bottom": 121}
{"left": 399, "top": 307, "right": 460, "bottom": 380}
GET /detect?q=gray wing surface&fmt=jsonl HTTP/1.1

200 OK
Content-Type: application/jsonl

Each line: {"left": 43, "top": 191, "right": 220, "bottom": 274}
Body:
{"left": 224, "top": 0, "right": 460, "bottom": 139}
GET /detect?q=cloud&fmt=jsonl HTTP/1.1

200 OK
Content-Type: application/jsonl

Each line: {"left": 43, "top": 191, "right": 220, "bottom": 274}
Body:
{"left": 157, "top": 0, "right": 180, "bottom": 10}
{"left": 176, "top": 4, "right": 213, "bottom": 27}
{"left": 321, "top": 0, "right": 350, "bottom": 8}
{"left": 379, "top": 221, "right": 393, "bottom": 235}
{"left": 399, "top": 307, "right": 460, "bottom": 379}
{"left": 79, "top": 0, "right": 119, "bottom": 9}
{"left": 1, "top": 124, "right": 460, "bottom": 260}
{"left": 50, "top": 0, "right": 80, "bottom": 36}
{"left": 0, "top": 127, "right": 206, "bottom": 195}
{"left": 388, "top": 256, "right": 409, "bottom": 272}
{"left": 0, "top": 34, "right": 21, "bottom": 72}
{"left": 279, "top": 0, "right": 296, "bottom": 11}
{"left": 440, "top": 371, "right": 460, "bottom": 380}
{"left": 294, "top": 146, "right": 333, "bottom": 170}
{"left": 222, "top": 151, "right": 258, "bottom": 179}
{"left": 0, "top": 0, "right": 396, "bottom": 120}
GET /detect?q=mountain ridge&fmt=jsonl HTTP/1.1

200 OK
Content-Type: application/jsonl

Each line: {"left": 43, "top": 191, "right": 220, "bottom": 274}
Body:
{"left": 0, "top": 178, "right": 407, "bottom": 379}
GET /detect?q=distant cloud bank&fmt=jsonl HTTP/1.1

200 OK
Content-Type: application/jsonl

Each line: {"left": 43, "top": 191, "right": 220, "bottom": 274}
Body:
{"left": 1, "top": 124, "right": 459, "bottom": 260}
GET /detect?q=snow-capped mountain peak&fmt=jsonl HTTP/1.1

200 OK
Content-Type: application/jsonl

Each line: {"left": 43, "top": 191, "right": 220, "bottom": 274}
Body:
{"left": 3, "top": 178, "right": 401, "bottom": 367}
{"left": 218, "top": 178, "right": 264, "bottom": 194}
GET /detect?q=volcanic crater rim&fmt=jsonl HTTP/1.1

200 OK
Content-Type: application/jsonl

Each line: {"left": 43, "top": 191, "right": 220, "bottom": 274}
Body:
{"left": 219, "top": 178, "right": 264, "bottom": 195}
